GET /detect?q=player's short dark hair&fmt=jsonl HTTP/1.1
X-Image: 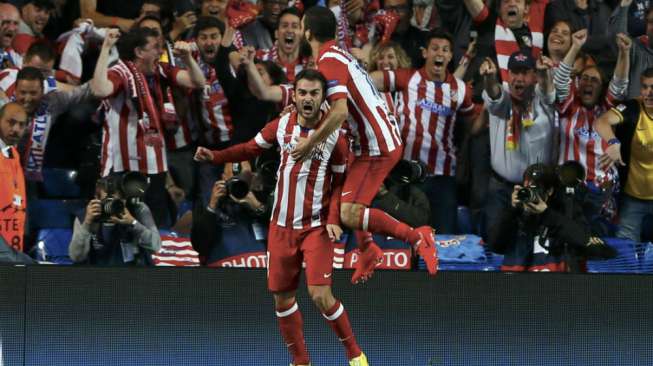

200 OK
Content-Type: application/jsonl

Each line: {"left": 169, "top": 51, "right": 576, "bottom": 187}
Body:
{"left": 25, "top": 41, "right": 56, "bottom": 63}
{"left": 424, "top": 29, "right": 454, "bottom": 50}
{"left": 294, "top": 69, "right": 327, "bottom": 98}
{"left": 16, "top": 66, "right": 44, "bottom": 87}
{"left": 277, "top": 7, "right": 302, "bottom": 29}
{"left": 135, "top": 14, "right": 163, "bottom": 35}
{"left": 117, "top": 27, "right": 160, "bottom": 61}
{"left": 304, "top": 6, "right": 336, "bottom": 43}
{"left": 641, "top": 67, "right": 653, "bottom": 80}
{"left": 194, "top": 16, "right": 225, "bottom": 37}
{"left": 24, "top": 0, "right": 54, "bottom": 11}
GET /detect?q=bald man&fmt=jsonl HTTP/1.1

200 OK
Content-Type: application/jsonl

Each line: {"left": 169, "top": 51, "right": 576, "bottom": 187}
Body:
{"left": 0, "top": 3, "right": 23, "bottom": 68}
{"left": 0, "top": 102, "right": 32, "bottom": 264}
{"left": 0, "top": 102, "right": 28, "bottom": 148}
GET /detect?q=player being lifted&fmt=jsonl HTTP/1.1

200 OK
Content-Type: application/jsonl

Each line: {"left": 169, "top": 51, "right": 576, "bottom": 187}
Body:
{"left": 291, "top": 7, "right": 438, "bottom": 283}
{"left": 195, "top": 69, "right": 369, "bottom": 366}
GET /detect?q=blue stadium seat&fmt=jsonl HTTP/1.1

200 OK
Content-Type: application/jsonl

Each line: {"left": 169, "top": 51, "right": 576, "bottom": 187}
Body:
{"left": 418, "top": 234, "right": 501, "bottom": 272}
{"left": 36, "top": 228, "right": 73, "bottom": 265}
{"left": 457, "top": 206, "right": 472, "bottom": 234}
{"left": 29, "top": 199, "right": 85, "bottom": 229}
{"left": 41, "top": 168, "right": 81, "bottom": 198}
{"left": 641, "top": 243, "right": 653, "bottom": 273}
{"left": 586, "top": 238, "right": 641, "bottom": 273}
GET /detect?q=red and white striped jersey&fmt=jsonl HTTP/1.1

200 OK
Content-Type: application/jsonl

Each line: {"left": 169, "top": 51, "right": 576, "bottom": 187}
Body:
{"left": 211, "top": 111, "right": 348, "bottom": 229}
{"left": 99, "top": 63, "right": 182, "bottom": 176}
{"left": 0, "top": 68, "right": 58, "bottom": 97}
{"left": 256, "top": 46, "right": 307, "bottom": 83}
{"left": 383, "top": 91, "right": 398, "bottom": 119}
{"left": 383, "top": 69, "right": 475, "bottom": 176}
{"left": 195, "top": 56, "right": 233, "bottom": 146}
{"left": 558, "top": 84, "right": 619, "bottom": 185}
{"left": 317, "top": 40, "right": 402, "bottom": 157}
{"left": 279, "top": 83, "right": 294, "bottom": 109}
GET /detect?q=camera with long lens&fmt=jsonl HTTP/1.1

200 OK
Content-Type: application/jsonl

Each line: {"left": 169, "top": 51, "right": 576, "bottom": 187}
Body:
{"left": 516, "top": 186, "right": 544, "bottom": 205}
{"left": 99, "top": 197, "right": 126, "bottom": 221}
{"left": 226, "top": 171, "right": 253, "bottom": 200}
{"left": 389, "top": 159, "right": 427, "bottom": 184}
{"left": 97, "top": 172, "right": 149, "bottom": 221}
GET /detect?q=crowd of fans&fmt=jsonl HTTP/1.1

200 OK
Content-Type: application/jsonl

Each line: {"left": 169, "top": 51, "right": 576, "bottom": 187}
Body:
{"left": 0, "top": 0, "right": 651, "bottom": 271}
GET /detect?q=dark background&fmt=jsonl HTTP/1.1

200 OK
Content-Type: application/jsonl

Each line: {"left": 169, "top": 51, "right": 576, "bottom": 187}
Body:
{"left": 1, "top": 266, "right": 653, "bottom": 365}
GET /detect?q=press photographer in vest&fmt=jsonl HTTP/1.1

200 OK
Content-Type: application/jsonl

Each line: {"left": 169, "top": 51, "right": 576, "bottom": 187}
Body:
{"left": 0, "top": 102, "right": 32, "bottom": 263}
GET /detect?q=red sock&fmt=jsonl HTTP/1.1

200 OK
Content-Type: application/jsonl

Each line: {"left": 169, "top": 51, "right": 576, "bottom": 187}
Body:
{"left": 276, "top": 302, "right": 310, "bottom": 365}
{"left": 354, "top": 230, "right": 374, "bottom": 251}
{"left": 322, "top": 300, "right": 361, "bottom": 360}
{"left": 362, "top": 208, "right": 418, "bottom": 244}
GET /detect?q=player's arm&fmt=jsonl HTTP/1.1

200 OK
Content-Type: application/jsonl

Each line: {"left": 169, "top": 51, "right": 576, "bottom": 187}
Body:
{"left": 89, "top": 28, "right": 120, "bottom": 98}
{"left": 195, "top": 119, "right": 279, "bottom": 164}
{"left": 291, "top": 98, "right": 348, "bottom": 160}
{"left": 326, "top": 135, "right": 349, "bottom": 241}
{"left": 172, "top": 41, "right": 206, "bottom": 89}
{"left": 243, "top": 51, "right": 284, "bottom": 102}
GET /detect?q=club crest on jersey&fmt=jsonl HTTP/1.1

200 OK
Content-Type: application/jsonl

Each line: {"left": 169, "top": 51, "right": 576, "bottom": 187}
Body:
{"left": 574, "top": 126, "right": 601, "bottom": 140}
{"left": 615, "top": 104, "right": 627, "bottom": 112}
{"left": 418, "top": 98, "right": 453, "bottom": 116}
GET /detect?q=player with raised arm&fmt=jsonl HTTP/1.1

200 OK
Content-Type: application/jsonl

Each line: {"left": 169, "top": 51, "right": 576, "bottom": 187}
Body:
{"left": 195, "top": 69, "right": 369, "bottom": 366}
{"left": 292, "top": 7, "right": 438, "bottom": 283}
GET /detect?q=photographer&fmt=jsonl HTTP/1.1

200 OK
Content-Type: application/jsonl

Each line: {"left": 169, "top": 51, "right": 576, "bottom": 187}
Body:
{"left": 68, "top": 174, "right": 161, "bottom": 266}
{"left": 372, "top": 160, "right": 431, "bottom": 229}
{"left": 488, "top": 163, "right": 606, "bottom": 272}
{"left": 191, "top": 163, "right": 274, "bottom": 263}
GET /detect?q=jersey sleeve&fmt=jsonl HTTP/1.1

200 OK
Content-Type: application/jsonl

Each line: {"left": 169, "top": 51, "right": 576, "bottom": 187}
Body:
{"left": 106, "top": 69, "right": 125, "bottom": 98}
{"left": 382, "top": 68, "right": 412, "bottom": 92}
{"left": 319, "top": 57, "right": 349, "bottom": 103}
{"left": 160, "top": 63, "right": 182, "bottom": 88}
{"left": 212, "top": 118, "right": 279, "bottom": 164}
{"left": 610, "top": 99, "right": 640, "bottom": 125}
{"left": 458, "top": 82, "right": 476, "bottom": 117}
{"left": 278, "top": 84, "right": 294, "bottom": 109}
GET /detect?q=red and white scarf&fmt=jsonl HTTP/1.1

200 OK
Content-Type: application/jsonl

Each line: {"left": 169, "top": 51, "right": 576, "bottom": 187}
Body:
{"left": 111, "top": 60, "right": 165, "bottom": 145}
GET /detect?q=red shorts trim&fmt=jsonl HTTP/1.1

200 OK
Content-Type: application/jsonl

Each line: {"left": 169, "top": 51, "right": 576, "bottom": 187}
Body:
{"left": 267, "top": 224, "right": 334, "bottom": 292}
{"left": 341, "top": 148, "right": 402, "bottom": 205}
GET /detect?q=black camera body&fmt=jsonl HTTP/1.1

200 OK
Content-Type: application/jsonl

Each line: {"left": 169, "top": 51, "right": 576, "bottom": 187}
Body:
{"left": 96, "top": 172, "right": 149, "bottom": 222}
{"left": 98, "top": 197, "right": 126, "bottom": 222}
{"left": 389, "top": 160, "right": 427, "bottom": 184}
{"left": 516, "top": 186, "right": 544, "bottom": 205}
{"left": 226, "top": 171, "right": 253, "bottom": 200}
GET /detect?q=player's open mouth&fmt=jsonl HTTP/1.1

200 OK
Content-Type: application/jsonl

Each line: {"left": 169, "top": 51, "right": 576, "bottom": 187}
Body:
{"left": 507, "top": 9, "right": 518, "bottom": 17}
{"left": 302, "top": 104, "right": 314, "bottom": 113}
{"left": 434, "top": 60, "right": 444, "bottom": 67}
{"left": 209, "top": 9, "right": 220, "bottom": 16}
{"left": 582, "top": 88, "right": 593, "bottom": 97}
{"left": 284, "top": 35, "right": 295, "bottom": 45}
